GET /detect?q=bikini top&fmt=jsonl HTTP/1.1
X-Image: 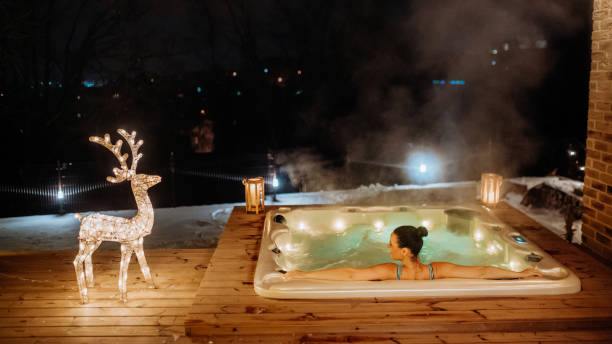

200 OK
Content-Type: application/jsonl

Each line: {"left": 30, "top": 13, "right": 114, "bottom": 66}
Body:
{"left": 396, "top": 263, "right": 435, "bottom": 280}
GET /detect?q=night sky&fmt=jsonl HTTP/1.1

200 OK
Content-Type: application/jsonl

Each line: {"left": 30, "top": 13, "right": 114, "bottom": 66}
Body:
{"left": 0, "top": 0, "right": 593, "bottom": 191}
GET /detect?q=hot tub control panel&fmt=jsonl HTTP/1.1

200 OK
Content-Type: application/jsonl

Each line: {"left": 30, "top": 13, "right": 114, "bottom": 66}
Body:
{"left": 512, "top": 235, "right": 528, "bottom": 244}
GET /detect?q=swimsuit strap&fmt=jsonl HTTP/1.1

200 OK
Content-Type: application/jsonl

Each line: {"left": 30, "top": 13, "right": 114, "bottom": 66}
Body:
{"left": 396, "top": 263, "right": 402, "bottom": 280}
{"left": 428, "top": 263, "right": 435, "bottom": 280}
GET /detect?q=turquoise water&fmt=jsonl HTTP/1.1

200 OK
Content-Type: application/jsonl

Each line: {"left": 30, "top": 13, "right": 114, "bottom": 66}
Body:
{"left": 277, "top": 221, "right": 514, "bottom": 271}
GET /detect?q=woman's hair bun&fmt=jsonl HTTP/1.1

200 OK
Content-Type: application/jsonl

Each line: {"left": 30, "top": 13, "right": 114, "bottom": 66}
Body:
{"left": 416, "top": 226, "right": 429, "bottom": 237}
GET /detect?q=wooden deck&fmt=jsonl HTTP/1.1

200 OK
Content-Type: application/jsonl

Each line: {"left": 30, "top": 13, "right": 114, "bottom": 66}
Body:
{"left": 0, "top": 248, "right": 214, "bottom": 343}
{"left": 185, "top": 204, "right": 612, "bottom": 343}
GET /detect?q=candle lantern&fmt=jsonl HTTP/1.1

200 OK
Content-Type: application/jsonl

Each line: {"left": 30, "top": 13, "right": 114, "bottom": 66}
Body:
{"left": 480, "top": 173, "right": 503, "bottom": 206}
{"left": 243, "top": 177, "right": 265, "bottom": 214}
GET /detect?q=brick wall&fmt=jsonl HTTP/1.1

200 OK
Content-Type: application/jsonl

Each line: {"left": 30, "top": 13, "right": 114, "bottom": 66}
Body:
{"left": 583, "top": 0, "right": 612, "bottom": 262}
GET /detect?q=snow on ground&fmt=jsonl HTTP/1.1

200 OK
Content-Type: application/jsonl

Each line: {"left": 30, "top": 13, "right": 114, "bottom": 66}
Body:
{"left": 503, "top": 191, "right": 582, "bottom": 244}
{"left": 0, "top": 177, "right": 582, "bottom": 251}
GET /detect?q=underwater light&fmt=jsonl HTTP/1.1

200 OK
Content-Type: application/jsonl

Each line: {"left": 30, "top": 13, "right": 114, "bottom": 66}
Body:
{"left": 373, "top": 220, "right": 384, "bottom": 232}
{"left": 273, "top": 176, "right": 279, "bottom": 188}
{"left": 421, "top": 220, "right": 430, "bottom": 228}
{"left": 474, "top": 230, "right": 483, "bottom": 242}
{"left": 57, "top": 190, "right": 64, "bottom": 199}
{"left": 509, "top": 260, "right": 520, "bottom": 271}
{"left": 333, "top": 219, "right": 346, "bottom": 233}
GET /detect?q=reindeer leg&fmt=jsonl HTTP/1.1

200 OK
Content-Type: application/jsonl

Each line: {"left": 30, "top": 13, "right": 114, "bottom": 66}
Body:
{"left": 134, "top": 238, "right": 156, "bottom": 288}
{"left": 85, "top": 241, "right": 102, "bottom": 288}
{"left": 73, "top": 240, "right": 93, "bottom": 304}
{"left": 119, "top": 243, "right": 134, "bottom": 303}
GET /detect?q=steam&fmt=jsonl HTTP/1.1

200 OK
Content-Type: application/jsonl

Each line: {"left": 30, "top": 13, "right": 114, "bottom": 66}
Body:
{"left": 280, "top": 0, "right": 588, "bottom": 190}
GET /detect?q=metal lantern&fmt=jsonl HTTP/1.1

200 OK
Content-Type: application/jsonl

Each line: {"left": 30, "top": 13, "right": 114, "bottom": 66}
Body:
{"left": 243, "top": 177, "right": 265, "bottom": 214}
{"left": 481, "top": 173, "right": 503, "bottom": 206}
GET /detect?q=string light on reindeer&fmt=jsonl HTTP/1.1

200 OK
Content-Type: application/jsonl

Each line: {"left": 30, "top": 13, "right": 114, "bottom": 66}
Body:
{"left": 73, "top": 129, "right": 161, "bottom": 304}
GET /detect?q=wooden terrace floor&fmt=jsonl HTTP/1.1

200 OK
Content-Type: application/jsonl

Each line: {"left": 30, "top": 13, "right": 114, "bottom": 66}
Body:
{"left": 0, "top": 248, "right": 214, "bottom": 343}
{"left": 185, "top": 204, "right": 612, "bottom": 343}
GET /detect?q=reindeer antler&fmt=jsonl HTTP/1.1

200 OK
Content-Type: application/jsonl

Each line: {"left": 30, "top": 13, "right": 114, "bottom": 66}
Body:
{"left": 89, "top": 129, "right": 139, "bottom": 183}
{"left": 117, "top": 129, "right": 144, "bottom": 173}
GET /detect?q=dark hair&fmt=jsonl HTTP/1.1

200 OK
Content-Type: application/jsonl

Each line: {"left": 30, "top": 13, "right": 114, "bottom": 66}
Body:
{"left": 392, "top": 225, "right": 429, "bottom": 258}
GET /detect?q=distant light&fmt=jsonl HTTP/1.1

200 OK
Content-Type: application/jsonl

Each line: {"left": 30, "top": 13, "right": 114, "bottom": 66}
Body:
{"left": 568, "top": 150, "right": 576, "bottom": 157}
{"left": 196, "top": 86, "right": 202, "bottom": 93}
{"left": 177, "top": 93, "right": 184, "bottom": 98}
{"left": 295, "top": 90, "right": 303, "bottom": 95}
{"left": 263, "top": 68, "right": 269, "bottom": 74}
{"left": 83, "top": 81, "right": 95, "bottom": 88}
{"left": 440, "top": 80, "right": 445, "bottom": 85}
{"left": 150, "top": 77, "right": 155, "bottom": 83}
{"left": 450, "top": 80, "right": 456, "bottom": 85}
{"left": 405, "top": 151, "right": 442, "bottom": 184}
{"left": 232, "top": 71, "right": 237, "bottom": 77}
{"left": 491, "top": 60, "right": 496, "bottom": 66}
{"left": 200, "top": 109, "right": 205, "bottom": 115}
{"left": 76, "top": 113, "right": 82, "bottom": 119}
{"left": 0, "top": 93, "right": 3, "bottom": 97}
{"left": 579, "top": 166, "right": 585, "bottom": 171}
{"left": 456, "top": 80, "right": 465, "bottom": 85}
{"left": 236, "top": 90, "right": 242, "bottom": 96}
{"left": 433, "top": 80, "right": 440, "bottom": 85}
{"left": 48, "top": 81, "right": 52, "bottom": 86}
{"left": 491, "top": 49, "right": 498, "bottom": 54}
{"left": 273, "top": 176, "right": 279, "bottom": 188}
{"left": 297, "top": 69, "right": 302, "bottom": 75}
{"left": 503, "top": 43, "right": 509, "bottom": 51}
{"left": 76, "top": 95, "right": 81, "bottom": 100}
{"left": 58, "top": 83, "right": 62, "bottom": 88}
{"left": 535, "top": 40, "right": 547, "bottom": 49}
{"left": 112, "top": 92, "right": 120, "bottom": 99}
{"left": 57, "top": 190, "right": 64, "bottom": 199}
{"left": 277, "top": 76, "right": 283, "bottom": 83}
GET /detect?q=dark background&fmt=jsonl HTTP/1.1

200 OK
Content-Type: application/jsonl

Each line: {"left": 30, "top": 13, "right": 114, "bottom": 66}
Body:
{"left": 0, "top": 0, "right": 592, "bottom": 216}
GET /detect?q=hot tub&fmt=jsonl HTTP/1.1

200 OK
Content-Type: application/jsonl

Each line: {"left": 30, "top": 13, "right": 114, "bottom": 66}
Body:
{"left": 253, "top": 205, "right": 581, "bottom": 299}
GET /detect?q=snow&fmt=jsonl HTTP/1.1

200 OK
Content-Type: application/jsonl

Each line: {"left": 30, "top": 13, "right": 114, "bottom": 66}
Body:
{"left": 0, "top": 177, "right": 582, "bottom": 251}
{"left": 509, "top": 176, "right": 583, "bottom": 198}
{"left": 503, "top": 191, "right": 582, "bottom": 244}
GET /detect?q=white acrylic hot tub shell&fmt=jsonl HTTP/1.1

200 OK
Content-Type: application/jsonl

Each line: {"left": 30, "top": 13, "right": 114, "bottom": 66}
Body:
{"left": 253, "top": 205, "right": 581, "bottom": 299}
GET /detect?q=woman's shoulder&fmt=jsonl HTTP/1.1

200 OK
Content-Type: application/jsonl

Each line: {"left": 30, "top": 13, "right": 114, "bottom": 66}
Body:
{"left": 430, "top": 262, "right": 456, "bottom": 276}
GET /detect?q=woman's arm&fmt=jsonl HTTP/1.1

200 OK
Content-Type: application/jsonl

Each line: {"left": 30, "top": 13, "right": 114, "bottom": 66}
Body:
{"left": 284, "top": 263, "right": 397, "bottom": 281}
{"left": 434, "top": 262, "right": 542, "bottom": 279}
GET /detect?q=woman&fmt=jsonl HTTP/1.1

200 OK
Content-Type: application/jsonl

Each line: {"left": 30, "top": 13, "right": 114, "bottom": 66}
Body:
{"left": 284, "top": 225, "right": 541, "bottom": 281}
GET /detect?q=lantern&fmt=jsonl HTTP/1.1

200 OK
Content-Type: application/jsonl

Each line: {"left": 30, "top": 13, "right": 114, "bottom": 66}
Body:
{"left": 243, "top": 177, "right": 265, "bottom": 214}
{"left": 480, "top": 173, "right": 503, "bottom": 206}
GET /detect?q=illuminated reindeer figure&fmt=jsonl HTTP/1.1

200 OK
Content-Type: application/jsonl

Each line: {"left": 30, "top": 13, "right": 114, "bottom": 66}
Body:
{"left": 74, "top": 129, "right": 161, "bottom": 303}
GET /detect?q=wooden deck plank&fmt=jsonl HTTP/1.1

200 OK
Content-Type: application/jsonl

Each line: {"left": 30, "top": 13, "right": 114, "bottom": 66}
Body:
{"left": 186, "top": 205, "right": 612, "bottom": 340}
{"left": 3, "top": 330, "right": 612, "bottom": 344}
{"left": 0, "top": 249, "right": 213, "bottom": 343}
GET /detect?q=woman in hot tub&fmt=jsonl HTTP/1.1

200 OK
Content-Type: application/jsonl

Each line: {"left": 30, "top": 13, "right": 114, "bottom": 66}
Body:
{"left": 284, "top": 225, "right": 541, "bottom": 281}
